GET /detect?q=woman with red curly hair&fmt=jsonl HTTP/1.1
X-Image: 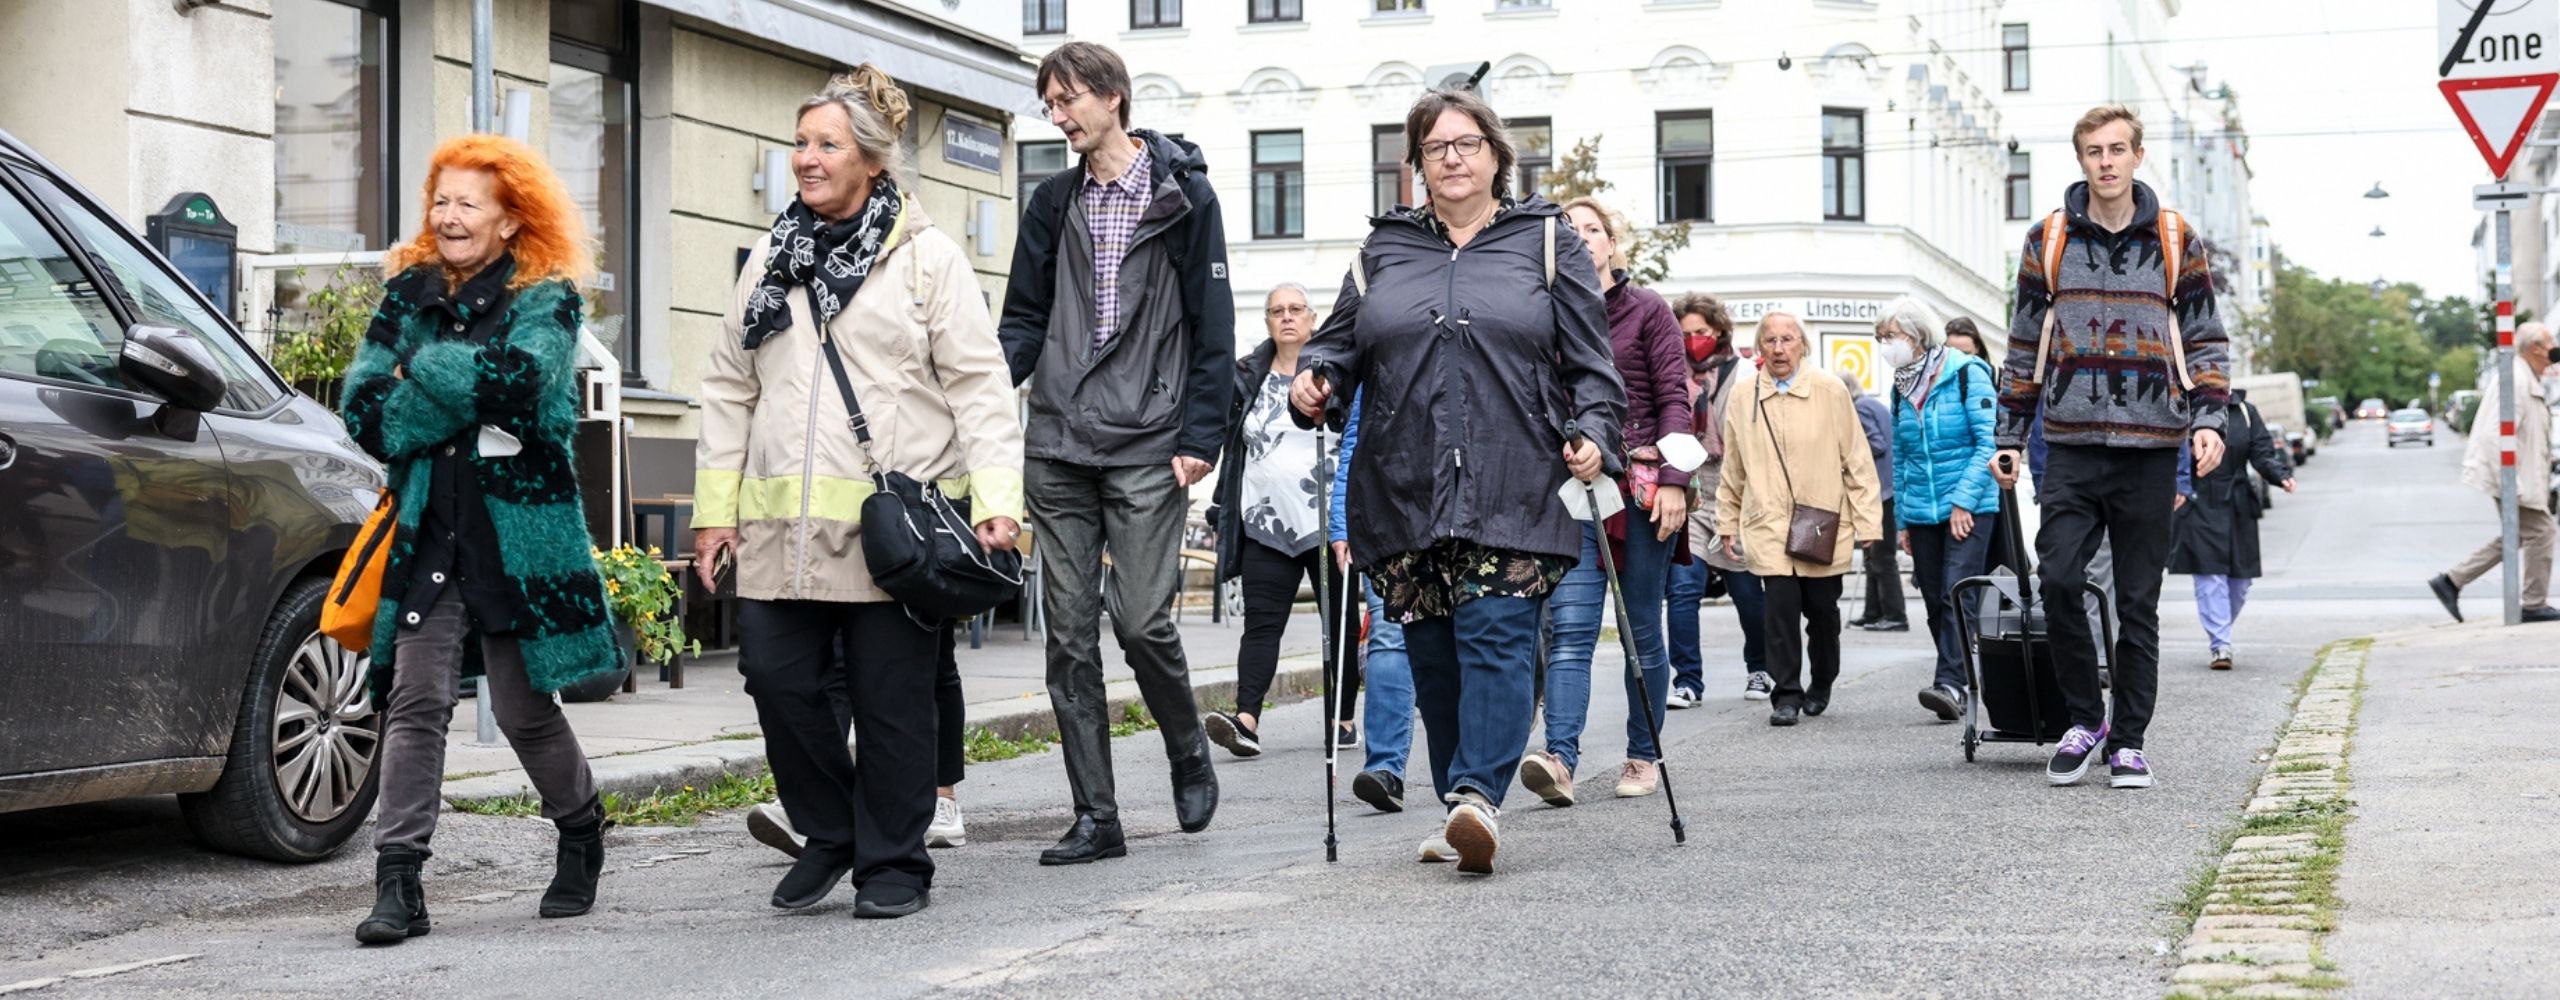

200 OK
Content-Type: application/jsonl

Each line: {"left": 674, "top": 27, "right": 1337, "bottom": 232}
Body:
{"left": 338, "top": 134, "right": 621, "bottom": 945}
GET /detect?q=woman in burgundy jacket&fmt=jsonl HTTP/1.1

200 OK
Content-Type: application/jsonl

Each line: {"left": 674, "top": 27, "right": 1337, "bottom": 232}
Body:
{"left": 1516, "top": 197, "right": 1696, "bottom": 806}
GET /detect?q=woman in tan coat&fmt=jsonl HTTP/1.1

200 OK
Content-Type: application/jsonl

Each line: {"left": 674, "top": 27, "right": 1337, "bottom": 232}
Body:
{"left": 692, "top": 66, "right": 1023, "bottom": 919}
{"left": 1714, "top": 312, "right": 1882, "bottom": 727}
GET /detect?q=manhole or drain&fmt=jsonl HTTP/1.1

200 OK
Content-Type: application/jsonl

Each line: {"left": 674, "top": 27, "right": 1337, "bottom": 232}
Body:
{"left": 2471, "top": 664, "right": 2560, "bottom": 673}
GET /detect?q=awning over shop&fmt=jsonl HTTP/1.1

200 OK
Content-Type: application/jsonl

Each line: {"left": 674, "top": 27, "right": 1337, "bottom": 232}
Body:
{"left": 637, "top": 0, "right": 1034, "bottom": 114}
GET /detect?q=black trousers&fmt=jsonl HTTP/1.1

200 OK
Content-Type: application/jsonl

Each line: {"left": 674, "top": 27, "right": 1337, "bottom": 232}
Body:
{"left": 1761, "top": 574, "right": 1844, "bottom": 707}
{"left": 739, "top": 599, "right": 939, "bottom": 891}
{"left": 1859, "top": 498, "right": 1907, "bottom": 622}
{"left": 1233, "top": 540, "right": 1357, "bottom": 724}
{"left": 2037, "top": 444, "right": 2177, "bottom": 752}
{"left": 834, "top": 625, "right": 964, "bottom": 787}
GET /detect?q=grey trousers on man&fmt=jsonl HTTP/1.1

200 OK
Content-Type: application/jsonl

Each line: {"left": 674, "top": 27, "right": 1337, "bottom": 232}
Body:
{"left": 374, "top": 594, "right": 600, "bottom": 852}
{"left": 1026, "top": 458, "right": 1210, "bottom": 823}
{"left": 2446, "top": 502, "right": 2557, "bottom": 607}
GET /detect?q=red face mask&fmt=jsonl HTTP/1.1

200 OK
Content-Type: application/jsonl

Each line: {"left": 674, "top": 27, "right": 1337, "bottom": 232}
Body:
{"left": 1685, "top": 334, "right": 1720, "bottom": 363}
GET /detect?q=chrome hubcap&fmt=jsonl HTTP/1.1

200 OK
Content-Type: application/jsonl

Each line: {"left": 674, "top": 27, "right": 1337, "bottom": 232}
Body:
{"left": 272, "top": 631, "right": 378, "bottom": 823}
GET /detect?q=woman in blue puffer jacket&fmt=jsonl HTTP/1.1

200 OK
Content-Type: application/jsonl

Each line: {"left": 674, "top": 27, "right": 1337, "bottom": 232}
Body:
{"left": 1874, "top": 296, "right": 1999, "bottom": 725}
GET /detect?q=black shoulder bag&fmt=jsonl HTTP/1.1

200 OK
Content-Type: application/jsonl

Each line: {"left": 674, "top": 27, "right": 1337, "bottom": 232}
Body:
{"left": 816, "top": 331, "right": 1024, "bottom": 624}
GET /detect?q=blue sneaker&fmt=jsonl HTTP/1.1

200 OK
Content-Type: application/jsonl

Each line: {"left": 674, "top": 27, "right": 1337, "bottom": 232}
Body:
{"left": 2045, "top": 724, "right": 2108, "bottom": 786}
{"left": 2108, "top": 749, "right": 2154, "bottom": 789}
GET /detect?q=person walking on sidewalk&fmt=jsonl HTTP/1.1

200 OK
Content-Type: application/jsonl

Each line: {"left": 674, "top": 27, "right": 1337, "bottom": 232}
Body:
{"left": 1206, "top": 283, "right": 1358, "bottom": 758}
{"left": 2172, "top": 388, "right": 2296, "bottom": 669}
{"left": 1329, "top": 385, "right": 1419, "bottom": 813}
{"left": 1518, "top": 197, "right": 1691, "bottom": 807}
{"left": 1001, "top": 42, "right": 1234, "bottom": 865}
{"left": 337, "top": 134, "right": 622, "bottom": 944}
{"left": 693, "top": 68, "right": 1025, "bottom": 919}
{"left": 1289, "top": 87, "right": 1625, "bottom": 875}
{"left": 1844, "top": 366, "right": 1907, "bottom": 633}
{"left": 1666, "top": 293, "right": 1772, "bottom": 706}
{"left": 743, "top": 623, "right": 972, "bottom": 859}
{"left": 1714, "top": 313, "right": 1883, "bottom": 727}
{"left": 2428, "top": 321, "right": 2560, "bottom": 623}
{"left": 1943, "top": 316, "right": 1992, "bottom": 363}
{"left": 1992, "top": 105, "right": 2233, "bottom": 791}
{"left": 1874, "top": 297, "right": 2000, "bottom": 723}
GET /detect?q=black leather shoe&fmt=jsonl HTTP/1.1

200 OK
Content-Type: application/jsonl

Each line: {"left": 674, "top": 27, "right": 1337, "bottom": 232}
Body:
{"left": 1846, "top": 615, "right": 1879, "bottom": 629}
{"left": 2524, "top": 605, "right": 2560, "bottom": 623}
{"left": 2429, "top": 574, "right": 2465, "bottom": 622}
{"left": 1171, "top": 755, "right": 1219, "bottom": 833}
{"left": 1769, "top": 702, "right": 1801, "bottom": 727}
{"left": 1862, "top": 619, "right": 1910, "bottom": 632}
{"left": 852, "top": 882, "right": 929, "bottom": 919}
{"left": 1803, "top": 691, "right": 1831, "bottom": 717}
{"left": 771, "top": 851, "right": 855, "bottom": 910}
{"left": 1038, "top": 815, "right": 1127, "bottom": 866}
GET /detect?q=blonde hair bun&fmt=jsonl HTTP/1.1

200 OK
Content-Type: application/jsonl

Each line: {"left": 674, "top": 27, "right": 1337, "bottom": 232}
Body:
{"left": 832, "top": 64, "right": 911, "bottom": 135}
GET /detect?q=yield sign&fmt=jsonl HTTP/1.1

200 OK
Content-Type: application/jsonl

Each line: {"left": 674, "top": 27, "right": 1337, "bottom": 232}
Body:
{"left": 2442, "top": 74, "right": 2559, "bottom": 178}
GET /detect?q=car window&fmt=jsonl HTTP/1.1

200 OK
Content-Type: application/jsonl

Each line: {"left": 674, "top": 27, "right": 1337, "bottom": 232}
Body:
{"left": 0, "top": 180, "right": 128, "bottom": 389}
{"left": 11, "top": 168, "right": 280, "bottom": 411}
{"left": 2391, "top": 409, "right": 2428, "bottom": 421}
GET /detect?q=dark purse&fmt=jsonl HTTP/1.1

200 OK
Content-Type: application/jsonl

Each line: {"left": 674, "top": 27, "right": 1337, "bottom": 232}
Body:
{"left": 1757, "top": 391, "right": 1844, "bottom": 565}
{"left": 817, "top": 330, "right": 1023, "bottom": 625}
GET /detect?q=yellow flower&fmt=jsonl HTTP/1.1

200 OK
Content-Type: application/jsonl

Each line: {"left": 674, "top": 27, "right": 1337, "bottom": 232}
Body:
{"left": 607, "top": 580, "right": 622, "bottom": 594}
{"left": 648, "top": 546, "right": 662, "bottom": 557}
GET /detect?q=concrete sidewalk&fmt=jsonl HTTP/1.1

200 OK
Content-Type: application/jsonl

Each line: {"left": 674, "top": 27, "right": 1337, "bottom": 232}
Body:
{"left": 2326, "top": 621, "right": 2560, "bottom": 998}
{"left": 440, "top": 609, "right": 1327, "bottom": 802}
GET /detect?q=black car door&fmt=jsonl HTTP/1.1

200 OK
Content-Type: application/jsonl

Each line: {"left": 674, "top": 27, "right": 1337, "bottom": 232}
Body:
{"left": 0, "top": 167, "right": 238, "bottom": 774}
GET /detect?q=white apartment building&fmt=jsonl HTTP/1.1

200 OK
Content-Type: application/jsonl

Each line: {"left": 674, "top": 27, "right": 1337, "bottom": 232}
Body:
{"left": 1013, "top": 0, "right": 2019, "bottom": 388}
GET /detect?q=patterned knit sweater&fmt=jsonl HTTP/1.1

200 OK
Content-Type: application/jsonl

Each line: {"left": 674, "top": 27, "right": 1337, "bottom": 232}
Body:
{"left": 1996, "top": 180, "right": 2229, "bottom": 450}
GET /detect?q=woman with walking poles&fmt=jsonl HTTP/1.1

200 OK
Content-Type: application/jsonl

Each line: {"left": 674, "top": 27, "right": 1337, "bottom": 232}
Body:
{"left": 339, "top": 134, "right": 620, "bottom": 944}
{"left": 1289, "top": 87, "right": 1625, "bottom": 876}
{"left": 693, "top": 66, "right": 1025, "bottom": 920}
{"left": 1517, "top": 197, "right": 1691, "bottom": 807}
{"left": 1872, "top": 296, "right": 2000, "bottom": 724}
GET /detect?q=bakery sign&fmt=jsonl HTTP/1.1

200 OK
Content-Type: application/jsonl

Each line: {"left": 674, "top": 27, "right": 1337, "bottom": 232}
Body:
{"left": 1726, "top": 297, "right": 1888, "bottom": 324}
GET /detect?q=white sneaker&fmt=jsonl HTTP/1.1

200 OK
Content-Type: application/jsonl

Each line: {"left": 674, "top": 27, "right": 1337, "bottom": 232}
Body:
{"left": 1442, "top": 792, "right": 1500, "bottom": 875}
{"left": 926, "top": 795, "right": 966, "bottom": 848}
{"left": 747, "top": 802, "right": 804, "bottom": 859}
{"left": 1666, "top": 685, "right": 1702, "bottom": 710}
{"left": 1744, "top": 672, "right": 1775, "bottom": 701}
{"left": 1417, "top": 832, "right": 1457, "bottom": 863}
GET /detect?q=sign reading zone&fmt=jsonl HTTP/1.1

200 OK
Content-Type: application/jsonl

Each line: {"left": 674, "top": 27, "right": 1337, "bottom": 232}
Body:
{"left": 2441, "top": 0, "right": 2560, "bottom": 178}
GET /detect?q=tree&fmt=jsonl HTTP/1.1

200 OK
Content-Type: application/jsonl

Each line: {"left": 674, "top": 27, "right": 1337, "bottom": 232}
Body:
{"left": 2415, "top": 293, "right": 2484, "bottom": 352}
{"left": 2264, "top": 260, "right": 2461, "bottom": 407}
{"left": 1540, "top": 135, "right": 1693, "bottom": 285}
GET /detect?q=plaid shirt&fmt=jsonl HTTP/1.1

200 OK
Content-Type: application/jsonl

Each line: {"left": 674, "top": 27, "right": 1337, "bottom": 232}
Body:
{"left": 1082, "top": 142, "right": 1153, "bottom": 353}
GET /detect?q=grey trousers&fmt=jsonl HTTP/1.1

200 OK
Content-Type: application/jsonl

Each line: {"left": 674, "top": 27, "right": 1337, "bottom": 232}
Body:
{"left": 374, "top": 594, "right": 600, "bottom": 852}
{"left": 2447, "top": 502, "right": 2556, "bottom": 607}
{"left": 1026, "top": 458, "right": 1208, "bottom": 822}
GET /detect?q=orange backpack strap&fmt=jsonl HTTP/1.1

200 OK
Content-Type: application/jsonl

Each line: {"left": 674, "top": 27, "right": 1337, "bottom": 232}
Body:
{"left": 2030, "top": 210, "right": 2070, "bottom": 385}
{"left": 2158, "top": 209, "right": 2196, "bottom": 392}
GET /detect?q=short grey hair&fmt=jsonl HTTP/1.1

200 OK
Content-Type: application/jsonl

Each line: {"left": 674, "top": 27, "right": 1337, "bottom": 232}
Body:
{"left": 1758, "top": 311, "right": 1805, "bottom": 342}
{"left": 1833, "top": 365, "right": 1867, "bottom": 395}
{"left": 1875, "top": 295, "right": 1943, "bottom": 349}
{"left": 2523, "top": 321, "right": 2555, "bottom": 350}
{"left": 799, "top": 65, "right": 912, "bottom": 182}
{"left": 1265, "top": 282, "right": 1311, "bottom": 308}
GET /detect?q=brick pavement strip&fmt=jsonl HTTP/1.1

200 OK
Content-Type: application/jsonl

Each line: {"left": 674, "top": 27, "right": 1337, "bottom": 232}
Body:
{"left": 2165, "top": 640, "right": 2367, "bottom": 1000}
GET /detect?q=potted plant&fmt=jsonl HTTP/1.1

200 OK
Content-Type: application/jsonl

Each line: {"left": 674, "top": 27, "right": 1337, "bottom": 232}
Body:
{"left": 562, "top": 544, "right": 700, "bottom": 703}
{"left": 270, "top": 263, "right": 383, "bottom": 407}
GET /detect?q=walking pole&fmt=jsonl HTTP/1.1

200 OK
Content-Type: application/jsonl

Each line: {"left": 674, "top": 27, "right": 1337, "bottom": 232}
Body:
{"left": 1579, "top": 442, "right": 1687, "bottom": 845}
{"left": 1314, "top": 424, "right": 1342, "bottom": 863}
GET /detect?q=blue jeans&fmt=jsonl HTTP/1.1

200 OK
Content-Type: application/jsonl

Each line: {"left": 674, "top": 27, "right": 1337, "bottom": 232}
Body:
{"left": 1404, "top": 594, "right": 1542, "bottom": 809}
{"left": 1540, "top": 522, "right": 1674, "bottom": 771}
{"left": 1672, "top": 561, "right": 1768, "bottom": 693}
{"left": 1907, "top": 520, "right": 1993, "bottom": 691}
{"left": 1358, "top": 584, "right": 1414, "bottom": 777}
{"left": 1667, "top": 556, "right": 1708, "bottom": 692}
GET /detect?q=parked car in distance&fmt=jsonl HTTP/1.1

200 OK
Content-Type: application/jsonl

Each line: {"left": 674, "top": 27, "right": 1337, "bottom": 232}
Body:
{"left": 2446, "top": 389, "right": 2481, "bottom": 430}
{"left": 2310, "top": 395, "right": 2346, "bottom": 434}
{"left": 2233, "top": 372, "right": 2313, "bottom": 463}
{"left": 0, "top": 127, "right": 383, "bottom": 861}
{"left": 2385, "top": 408, "right": 2435, "bottom": 447}
{"left": 2356, "top": 397, "right": 2390, "bottom": 420}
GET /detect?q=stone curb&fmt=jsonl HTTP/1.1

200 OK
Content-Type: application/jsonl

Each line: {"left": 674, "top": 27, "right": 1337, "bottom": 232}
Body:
{"left": 2164, "top": 641, "right": 2366, "bottom": 1000}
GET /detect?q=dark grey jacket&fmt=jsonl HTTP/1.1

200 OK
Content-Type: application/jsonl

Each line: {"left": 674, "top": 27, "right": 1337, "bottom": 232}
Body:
{"left": 1000, "top": 129, "right": 1235, "bottom": 468}
{"left": 1297, "top": 197, "right": 1626, "bottom": 564}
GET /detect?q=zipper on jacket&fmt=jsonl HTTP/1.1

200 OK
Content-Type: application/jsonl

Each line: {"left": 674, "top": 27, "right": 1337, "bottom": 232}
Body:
{"left": 795, "top": 330, "right": 824, "bottom": 597}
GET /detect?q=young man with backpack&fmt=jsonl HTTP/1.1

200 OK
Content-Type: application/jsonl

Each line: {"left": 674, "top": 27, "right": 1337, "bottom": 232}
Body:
{"left": 1990, "top": 105, "right": 2231, "bottom": 790}
{"left": 1001, "top": 41, "right": 1235, "bottom": 865}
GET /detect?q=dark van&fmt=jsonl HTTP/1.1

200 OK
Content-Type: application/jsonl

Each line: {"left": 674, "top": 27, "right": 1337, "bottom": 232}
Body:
{"left": 0, "top": 127, "right": 383, "bottom": 861}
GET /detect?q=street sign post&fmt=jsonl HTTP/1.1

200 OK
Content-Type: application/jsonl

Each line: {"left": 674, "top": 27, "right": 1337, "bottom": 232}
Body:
{"left": 2444, "top": 0, "right": 2559, "bottom": 626}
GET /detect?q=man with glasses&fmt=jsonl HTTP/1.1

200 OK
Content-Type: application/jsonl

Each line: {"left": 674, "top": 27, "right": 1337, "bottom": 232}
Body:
{"left": 1000, "top": 40, "right": 1235, "bottom": 867}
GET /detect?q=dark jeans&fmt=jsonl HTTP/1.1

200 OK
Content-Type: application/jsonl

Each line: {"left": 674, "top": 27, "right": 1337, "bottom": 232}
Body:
{"left": 1233, "top": 540, "right": 1357, "bottom": 724}
{"left": 1907, "top": 519, "right": 1993, "bottom": 691}
{"left": 2037, "top": 444, "right": 2177, "bottom": 752}
{"left": 1761, "top": 574, "right": 1844, "bottom": 707}
{"left": 1404, "top": 595, "right": 1542, "bottom": 809}
{"left": 375, "top": 594, "right": 598, "bottom": 853}
{"left": 1859, "top": 498, "right": 1907, "bottom": 622}
{"left": 1026, "top": 458, "right": 1209, "bottom": 822}
{"left": 1672, "top": 566, "right": 1767, "bottom": 693}
{"left": 1540, "top": 522, "right": 1675, "bottom": 769}
{"left": 1667, "top": 556, "right": 1707, "bottom": 689}
{"left": 739, "top": 599, "right": 940, "bottom": 892}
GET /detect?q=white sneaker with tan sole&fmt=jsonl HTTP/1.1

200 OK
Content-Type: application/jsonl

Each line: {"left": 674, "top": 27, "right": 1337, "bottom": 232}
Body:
{"left": 1442, "top": 794, "right": 1500, "bottom": 875}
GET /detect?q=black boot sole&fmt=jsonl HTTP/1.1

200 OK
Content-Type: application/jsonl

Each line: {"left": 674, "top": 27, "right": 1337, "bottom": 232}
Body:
{"left": 1918, "top": 688, "right": 1962, "bottom": 722}
{"left": 354, "top": 918, "right": 429, "bottom": 944}
{"left": 538, "top": 897, "right": 594, "bottom": 919}
{"left": 853, "top": 891, "right": 930, "bottom": 919}
{"left": 1038, "top": 843, "right": 1128, "bottom": 866}
{"left": 771, "top": 860, "right": 856, "bottom": 910}
{"left": 1352, "top": 771, "right": 1404, "bottom": 813}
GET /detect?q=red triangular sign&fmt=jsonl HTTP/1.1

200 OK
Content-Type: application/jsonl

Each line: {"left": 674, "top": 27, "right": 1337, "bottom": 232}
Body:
{"left": 2442, "top": 73, "right": 2560, "bottom": 180}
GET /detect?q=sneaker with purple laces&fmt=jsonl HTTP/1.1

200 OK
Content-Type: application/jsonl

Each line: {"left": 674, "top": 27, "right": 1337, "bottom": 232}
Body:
{"left": 2045, "top": 724, "right": 2109, "bottom": 786}
{"left": 2107, "top": 749, "right": 2154, "bottom": 789}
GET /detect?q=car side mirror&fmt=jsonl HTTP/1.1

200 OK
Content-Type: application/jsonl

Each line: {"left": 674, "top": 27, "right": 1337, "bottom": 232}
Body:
{"left": 118, "top": 323, "right": 227, "bottom": 413}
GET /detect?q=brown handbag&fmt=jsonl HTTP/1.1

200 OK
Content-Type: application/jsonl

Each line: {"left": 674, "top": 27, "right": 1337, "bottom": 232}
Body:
{"left": 1756, "top": 390, "right": 1844, "bottom": 565}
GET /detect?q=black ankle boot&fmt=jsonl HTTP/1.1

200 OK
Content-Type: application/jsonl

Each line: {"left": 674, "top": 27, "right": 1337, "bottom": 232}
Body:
{"left": 354, "top": 847, "right": 431, "bottom": 944}
{"left": 538, "top": 808, "right": 606, "bottom": 919}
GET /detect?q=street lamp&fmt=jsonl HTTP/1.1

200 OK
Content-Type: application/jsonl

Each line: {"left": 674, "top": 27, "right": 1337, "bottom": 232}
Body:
{"left": 2370, "top": 225, "right": 2387, "bottom": 238}
{"left": 2364, "top": 182, "right": 2390, "bottom": 199}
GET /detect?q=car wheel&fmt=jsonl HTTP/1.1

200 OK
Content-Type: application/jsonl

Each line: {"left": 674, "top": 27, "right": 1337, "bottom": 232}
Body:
{"left": 179, "top": 578, "right": 381, "bottom": 862}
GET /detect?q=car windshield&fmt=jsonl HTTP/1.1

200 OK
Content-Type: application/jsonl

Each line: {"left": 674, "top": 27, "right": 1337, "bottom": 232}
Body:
{"left": 2390, "top": 409, "right": 2428, "bottom": 422}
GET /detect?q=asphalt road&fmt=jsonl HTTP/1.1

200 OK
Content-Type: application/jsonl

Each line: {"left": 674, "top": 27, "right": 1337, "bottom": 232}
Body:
{"left": 0, "top": 421, "right": 2483, "bottom": 999}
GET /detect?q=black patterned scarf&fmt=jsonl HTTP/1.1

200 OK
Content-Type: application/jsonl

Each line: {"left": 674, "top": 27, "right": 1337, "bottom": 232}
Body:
{"left": 739, "top": 177, "right": 904, "bottom": 349}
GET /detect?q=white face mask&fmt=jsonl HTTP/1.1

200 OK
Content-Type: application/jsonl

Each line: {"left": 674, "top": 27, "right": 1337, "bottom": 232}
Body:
{"left": 1879, "top": 338, "right": 1918, "bottom": 370}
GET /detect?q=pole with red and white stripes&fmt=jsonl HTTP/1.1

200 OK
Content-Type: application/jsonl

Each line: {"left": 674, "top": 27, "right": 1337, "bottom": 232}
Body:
{"left": 2496, "top": 260, "right": 2522, "bottom": 627}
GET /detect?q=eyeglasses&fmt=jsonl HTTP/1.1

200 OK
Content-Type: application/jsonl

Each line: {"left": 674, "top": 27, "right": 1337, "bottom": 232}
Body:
{"left": 1041, "top": 88, "right": 1091, "bottom": 116}
{"left": 1419, "top": 135, "right": 1488, "bottom": 162}
{"left": 1265, "top": 304, "right": 1310, "bottom": 318}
